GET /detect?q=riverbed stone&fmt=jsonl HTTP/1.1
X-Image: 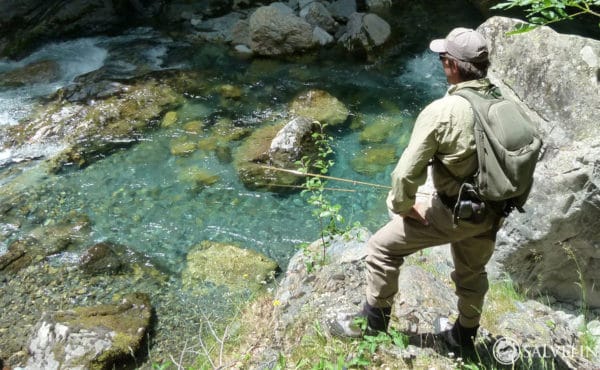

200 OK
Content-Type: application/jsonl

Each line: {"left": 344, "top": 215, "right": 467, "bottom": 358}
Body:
{"left": 350, "top": 144, "right": 397, "bottom": 175}
{"left": 289, "top": 89, "right": 350, "bottom": 127}
{"left": 0, "top": 60, "right": 61, "bottom": 87}
{"left": 24, "top": 292, "right": 152, "bottom": 370}
{"left": 249, "top": 4, "right": 315, "bottom": 56}
{"left": 181, "top": 241, "right": 279, "bottom": 295}
{"left": 358, "top": 115, "right": 402, "bottom": 144}
{"left": 234, "top": 122, "right": 297, "bottom": 191}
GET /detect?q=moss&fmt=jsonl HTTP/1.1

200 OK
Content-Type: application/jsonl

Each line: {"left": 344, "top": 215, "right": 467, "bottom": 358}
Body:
{"left": 181, "top": 241, "right": 279, "bottom": 295}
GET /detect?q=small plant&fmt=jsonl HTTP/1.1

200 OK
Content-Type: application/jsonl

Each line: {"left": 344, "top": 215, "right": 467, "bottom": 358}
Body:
{"left": 492, "top": 0, "right": 600, "bottom": 33}
{"left": 296, "top": 122, "right": 346, "bottom": 268}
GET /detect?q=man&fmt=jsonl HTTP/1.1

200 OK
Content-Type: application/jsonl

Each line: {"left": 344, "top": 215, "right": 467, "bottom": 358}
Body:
{"left": 332, "top": 28, "right": 501, "bottom": 350}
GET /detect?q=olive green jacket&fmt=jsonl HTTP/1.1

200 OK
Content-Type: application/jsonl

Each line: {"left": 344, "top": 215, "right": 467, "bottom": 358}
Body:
{"left": 386, "top": 78, "right": 494, "bottom": 215}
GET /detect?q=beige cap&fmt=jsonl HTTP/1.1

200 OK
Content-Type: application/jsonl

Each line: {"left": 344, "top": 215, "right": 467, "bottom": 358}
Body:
{"left": 429, "top": 27, "right": 489, "bottom": 62}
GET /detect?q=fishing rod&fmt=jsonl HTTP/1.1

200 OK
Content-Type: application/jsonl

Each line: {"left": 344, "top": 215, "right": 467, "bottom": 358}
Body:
{"left": 260, "top": 165, "right": 391, "bottom": 190}
{"left": 256, "top": 183, "right": 357, "bottom": 192}
{"left": 260, "top": 165, "right": 432, "bottom": 196}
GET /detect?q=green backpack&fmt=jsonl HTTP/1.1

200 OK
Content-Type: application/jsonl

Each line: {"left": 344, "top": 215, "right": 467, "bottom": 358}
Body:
{"left": 452, "top": 87, "right": 543, "bottom": 216}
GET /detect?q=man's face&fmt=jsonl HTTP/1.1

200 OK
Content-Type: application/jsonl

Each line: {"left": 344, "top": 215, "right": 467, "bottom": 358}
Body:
{"left": 439, "top": 54, "right": 461, "bottom": 85}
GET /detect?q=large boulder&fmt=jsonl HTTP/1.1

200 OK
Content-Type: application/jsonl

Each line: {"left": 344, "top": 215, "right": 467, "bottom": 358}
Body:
{"left": 249, "top": 4, "right": 316, "bottom": 56}
{"left": 25, "top": 293, "right": 152, "bottom": 370}
{"left": 479, "top": 17, "right": 600, "bottom": 307}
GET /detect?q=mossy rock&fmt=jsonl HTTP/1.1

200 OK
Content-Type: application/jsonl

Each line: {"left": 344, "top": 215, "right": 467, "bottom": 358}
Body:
{"left": 359, "top": 115, "right": 402, "bottom": 144}
{"left": 161, "top": 111, "right": 178, "bottom": 128}
{"left": 216, "top": 84, "right": 243, "bottom": 99}
{"left": 350, "top": 144, "right": 398, "bottom": 176}
{"left": 170, "top": 137, "right": 197, "bottom": 156}
{"left": 178, "top": 167, "right": 220, "bottom": 190}
{"left": 183, "top": 120, "right": 205, "bottom": 134}
{"left": 211, "top": 117, "right": 251, "bottom": 142}
{"left": 0, "top": 59, "right": 61, "bottom": 87}
{"left": 181, "top": 241, "right": 279, "bottom": 295}
{"left": 289, "top": 89, "right": 349, "bottom": 126}
{"left": 9, "top": 78, "right": 183, "bottom": 172}
{"left": 233, "top": 123, "right": 299, "bottom": 191}
{"left": 26, "top": 293, "right": 152, "bottom": 370}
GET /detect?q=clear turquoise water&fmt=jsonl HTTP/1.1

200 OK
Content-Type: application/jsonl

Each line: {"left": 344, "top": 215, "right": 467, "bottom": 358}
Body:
{"left": 0, "top": 30, "right": 449, "bottom": 273}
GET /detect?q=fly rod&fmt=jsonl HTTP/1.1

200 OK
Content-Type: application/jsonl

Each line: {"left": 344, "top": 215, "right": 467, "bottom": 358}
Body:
{"left": 260, "top": 165, "right": 433, "bottom": 196}
{"left": 260, "top": 165, "right": 391, "bottom": 189}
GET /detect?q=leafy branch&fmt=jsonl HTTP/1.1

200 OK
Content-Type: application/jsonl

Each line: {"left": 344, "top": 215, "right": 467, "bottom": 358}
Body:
{"left": 492, "top": 0, "right": 600, "bottom": 33}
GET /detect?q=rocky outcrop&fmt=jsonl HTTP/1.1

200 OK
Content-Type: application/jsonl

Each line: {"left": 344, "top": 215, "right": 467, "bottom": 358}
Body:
{"left": 478, "top": 17, "right": 600, "bottom": 308}
{"left": 25, "top": 292, "right": 152, "bottom": 370}
{"left": 3, "top": 77, "right": 182, "bottom": 172}
{"left": 244, "top": 229, "right": 599, "bottom": 368}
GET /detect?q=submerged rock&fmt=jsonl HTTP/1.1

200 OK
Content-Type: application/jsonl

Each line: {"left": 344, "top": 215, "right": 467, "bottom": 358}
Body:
{"left": 350, "top": 144, "right": 397, "bottom": 175}
{"left": 78, "top": 242, "right": 125, "bottom": 276}
{"left": 181, "top": 241, "right": 279, "bottom": 295}
{"left": 289, "top": 89, "right": 350, "bottom": 127}
{"left": 25, "top": 293, "right": 152, "bottom": 370}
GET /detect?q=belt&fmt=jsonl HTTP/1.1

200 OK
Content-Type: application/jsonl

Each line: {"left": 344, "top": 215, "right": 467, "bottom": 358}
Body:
{"left": 437, "top": 193, "right": 457, "bottom": 209}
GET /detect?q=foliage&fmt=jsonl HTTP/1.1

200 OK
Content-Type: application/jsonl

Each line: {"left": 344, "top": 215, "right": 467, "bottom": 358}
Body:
{"left": 492, "top": 0, "right": 600, "bottom": 33}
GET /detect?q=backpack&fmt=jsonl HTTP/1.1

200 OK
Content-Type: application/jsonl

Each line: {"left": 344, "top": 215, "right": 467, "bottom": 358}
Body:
{"left": 451, "top": 86, "right": 543, "bottom": 216}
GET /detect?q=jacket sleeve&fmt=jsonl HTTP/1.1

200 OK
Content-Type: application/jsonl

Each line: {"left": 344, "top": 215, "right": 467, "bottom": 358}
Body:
{"left": 386, "top": 101, "right": 440, "bottom": 215}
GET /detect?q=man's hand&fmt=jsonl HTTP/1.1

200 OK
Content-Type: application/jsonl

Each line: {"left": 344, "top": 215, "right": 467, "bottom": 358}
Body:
{"left": 402, "top": 203, "right": 429, "bottom": 225}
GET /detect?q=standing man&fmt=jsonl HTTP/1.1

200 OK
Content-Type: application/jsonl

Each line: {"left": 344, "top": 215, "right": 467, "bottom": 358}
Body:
{"left": 332, "top": 28, "right": 500, "bottom": 350}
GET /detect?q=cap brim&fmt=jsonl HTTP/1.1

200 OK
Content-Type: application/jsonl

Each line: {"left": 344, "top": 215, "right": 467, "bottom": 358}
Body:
{"left": 429, "top": 39, "right": 447, "bottom": 53}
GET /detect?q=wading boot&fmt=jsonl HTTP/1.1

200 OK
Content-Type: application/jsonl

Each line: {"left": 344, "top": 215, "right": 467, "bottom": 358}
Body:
{"left": 436, "top": 317, "right": 479, "bottom": 351}
{"left": 327, "top": 303, "right": 391, "bottom": 338}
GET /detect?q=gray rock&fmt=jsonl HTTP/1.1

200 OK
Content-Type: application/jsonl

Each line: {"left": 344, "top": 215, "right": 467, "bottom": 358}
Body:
{"left": 269, "top": 116, "right": 316, "bottom": 168}
{"left": 338, "top": 13, "right": 391, "bottom": 54}
{"left": 191, "top": 12, "right": 245, "bottom": 43}
{"left": 327, "top": 0, "right": 357, "bottom": 22}
{"left": 313, "top": 26, "right": 335, "bottom": 46}
{"left": 249, "top": 4, "right": 316, "bottom": 56}
{"left": 479, "top": 17, "right": 600, "bottom": 309}
{"left": 300, "top": 2, "right": 338, "bottom": 34}
{"left": 78, "top": 242, "right": 124, "bottom": 275}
